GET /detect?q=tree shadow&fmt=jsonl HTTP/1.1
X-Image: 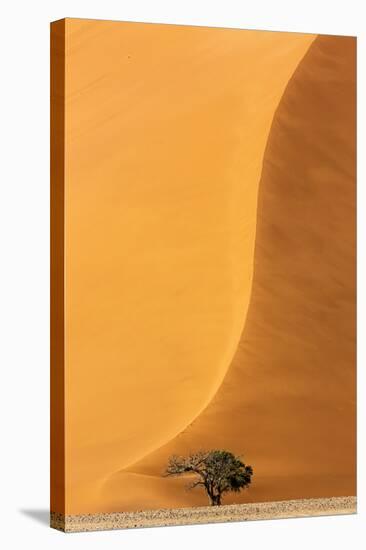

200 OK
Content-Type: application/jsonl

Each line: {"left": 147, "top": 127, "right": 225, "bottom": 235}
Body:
{"left": 19, "top": 509, "right": 49, "bottom": 527}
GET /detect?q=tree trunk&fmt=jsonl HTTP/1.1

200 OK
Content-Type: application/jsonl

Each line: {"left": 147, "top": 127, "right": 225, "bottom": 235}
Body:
{"left": 210, "top": 494, "right": 221, "bottom": 506}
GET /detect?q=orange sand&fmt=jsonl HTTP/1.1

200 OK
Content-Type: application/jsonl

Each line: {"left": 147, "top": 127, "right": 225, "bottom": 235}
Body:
{"left": 58, "top": 20, "right": 355, "bottom": 514}
{"left": 115, "top": 35, "right": 356, "bottom": 512}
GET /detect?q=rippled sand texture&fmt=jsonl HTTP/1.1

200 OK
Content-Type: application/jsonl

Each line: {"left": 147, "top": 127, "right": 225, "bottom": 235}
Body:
{"left": 61, "top": 20, "right": 355, "bottom": 515}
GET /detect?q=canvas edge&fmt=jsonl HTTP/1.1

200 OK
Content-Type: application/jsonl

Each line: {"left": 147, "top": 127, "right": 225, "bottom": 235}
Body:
{"left": 50, "top": 17, "right": 66, "bottom": 521}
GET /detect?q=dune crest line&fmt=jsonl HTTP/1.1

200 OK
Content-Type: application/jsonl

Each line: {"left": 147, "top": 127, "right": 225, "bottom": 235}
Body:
{"left": 121, "top": 38, "right": 317, "bottom": 475}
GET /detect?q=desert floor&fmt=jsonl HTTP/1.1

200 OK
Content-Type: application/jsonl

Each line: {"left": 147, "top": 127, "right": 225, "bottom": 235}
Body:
{"left": 52, "top": 497, "right": 356, "bottom": 532}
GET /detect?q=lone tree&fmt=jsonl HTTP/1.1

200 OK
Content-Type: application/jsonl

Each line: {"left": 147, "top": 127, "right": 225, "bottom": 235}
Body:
{"left": 165, "top": 450, "right": 253, "bottom": 506}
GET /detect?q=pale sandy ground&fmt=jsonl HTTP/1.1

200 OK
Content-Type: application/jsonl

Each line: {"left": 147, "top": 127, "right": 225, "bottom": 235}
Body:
{"left": 63, "top": 20, "right": 318, "bottom": 514}
{"left": 99, "top": 35, "right": 356, "bottom": 512}
{"left": 51, "top": 497, "right": 356, "bottom": 532}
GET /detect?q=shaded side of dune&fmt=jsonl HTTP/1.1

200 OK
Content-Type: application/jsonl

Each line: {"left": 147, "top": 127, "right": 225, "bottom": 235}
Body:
{"left": 114, "top": 35, "right": 356, "bottom": 510}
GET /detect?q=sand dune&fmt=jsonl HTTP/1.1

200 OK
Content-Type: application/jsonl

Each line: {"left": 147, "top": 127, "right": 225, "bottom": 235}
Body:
{"left": 64, "top": 20, "right": 316, "bottom": 513}
{"left": 102, "top": 35, "right": 356, "bottom": 512}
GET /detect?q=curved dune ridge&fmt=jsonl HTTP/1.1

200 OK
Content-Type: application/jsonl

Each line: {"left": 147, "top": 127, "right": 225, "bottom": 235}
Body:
{"left": 65, "top": 21, "right": 316, "bottom": 514}
{"left": 97, "top": 34, "right": 356, "bottom": 513}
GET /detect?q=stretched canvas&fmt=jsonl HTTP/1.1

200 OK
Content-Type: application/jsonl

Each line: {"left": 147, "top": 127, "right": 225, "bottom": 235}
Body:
{"left": 50, "top": 18, "right": 356, "bottom": 532}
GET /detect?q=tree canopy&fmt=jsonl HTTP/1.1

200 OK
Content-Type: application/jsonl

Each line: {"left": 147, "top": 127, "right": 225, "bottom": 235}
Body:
{"left": 165, "top": 449, "right": 253, "bottom": 505}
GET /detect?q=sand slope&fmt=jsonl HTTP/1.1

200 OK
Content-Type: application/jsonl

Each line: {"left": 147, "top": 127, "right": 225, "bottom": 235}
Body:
{"left": 104, "top": 35, "right": 356, "bottom": 511}
{"left": 64, "top": 20, "right": 316, "bottom": 513}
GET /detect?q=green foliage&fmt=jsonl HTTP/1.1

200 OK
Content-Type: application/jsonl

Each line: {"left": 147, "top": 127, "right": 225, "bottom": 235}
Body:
{"left": 165, "top": 449, "right": 253, "bottom": 505}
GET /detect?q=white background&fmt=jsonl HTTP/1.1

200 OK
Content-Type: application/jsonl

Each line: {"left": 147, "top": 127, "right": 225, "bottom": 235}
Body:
{"left": 0, "top": 0, "right": 364, "bottom": 548}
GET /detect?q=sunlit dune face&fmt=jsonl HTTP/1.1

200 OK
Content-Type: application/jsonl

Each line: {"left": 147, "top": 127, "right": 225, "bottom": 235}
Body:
{"left": 63, "top": 19, "right": 316, "bottom": 514}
